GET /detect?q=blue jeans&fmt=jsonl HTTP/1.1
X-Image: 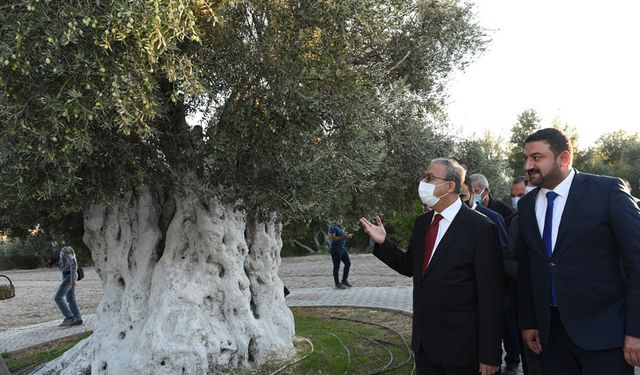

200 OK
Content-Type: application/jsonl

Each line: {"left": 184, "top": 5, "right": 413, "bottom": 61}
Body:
{"left": 54, "top": 274, "right": 82, "bottom": 320}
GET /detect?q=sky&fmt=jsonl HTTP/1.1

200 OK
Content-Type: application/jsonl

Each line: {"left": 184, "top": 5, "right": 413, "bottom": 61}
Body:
{"left": 446, "top": 0, "right": 640, "bottom": 148}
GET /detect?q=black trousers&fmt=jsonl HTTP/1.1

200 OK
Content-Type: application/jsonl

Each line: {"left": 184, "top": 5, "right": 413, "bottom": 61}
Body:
{"left": 415, "top": 343, "right": 500, "bottom": 375}
{"left": 542, "top": 307, "right": 633, "bottom": 375}
{"left": 330, "top": 248, "right": 350, "bottom": 285}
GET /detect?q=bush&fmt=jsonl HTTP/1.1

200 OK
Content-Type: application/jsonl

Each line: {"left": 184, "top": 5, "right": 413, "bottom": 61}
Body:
{"left": 0, "top": 235, "right": 52, "bottom": 270}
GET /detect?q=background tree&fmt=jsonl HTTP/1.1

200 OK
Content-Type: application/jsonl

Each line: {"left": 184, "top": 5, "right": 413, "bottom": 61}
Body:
{"left": 507, "top": 109, "right": 541, "bottom": 177}
{"left": 454, "top": 129, "right": 511, "bottom": 203}
{"left": 0, "top": 0, "right": 486, "bottom": 372}
{"left": 574, "top": 130, "right": 640, "bottom": 194}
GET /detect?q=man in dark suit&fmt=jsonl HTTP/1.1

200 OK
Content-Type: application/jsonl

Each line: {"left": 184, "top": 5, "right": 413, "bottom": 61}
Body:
{"left": 359, "top": 158, "right": 503, "bottom": 375}
{"left": 517, "top": 128, "right": 640, "bottom": 375}
{"left": 462, "top": 181, "right": 520, "bottom": 375}
{"left": 468, "top": 173, "right": 515, "bottom": 225}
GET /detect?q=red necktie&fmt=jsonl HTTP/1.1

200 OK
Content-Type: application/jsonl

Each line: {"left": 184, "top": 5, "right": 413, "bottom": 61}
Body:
{"left": 422, "top": 214, "right": 443, "bottom": 275}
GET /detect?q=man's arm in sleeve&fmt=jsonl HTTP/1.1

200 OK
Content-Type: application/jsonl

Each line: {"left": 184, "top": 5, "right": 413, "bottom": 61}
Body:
{"left": 517, "top": 218, "right": 536, "bottom": 331}
{"left": 475, "top": 222, "right": 504, "bottom": 366}
{"left": 609, "top": 178, "right": 640, "bottom": 337}
{"left": 372, "top": 216, "right": 427, "bottom": 277}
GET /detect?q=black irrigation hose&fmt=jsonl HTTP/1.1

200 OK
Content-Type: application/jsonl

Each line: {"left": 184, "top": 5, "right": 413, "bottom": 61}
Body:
{"left": 327, "top": 332, "right": 351, "bottom": 375}
{"left": 270, "top": 336, "right": 315, "bottom": 375}
{"left": 352, "top": 332, "right": 394, "bottom": 373}
{"left": 329, "top": 316, "right": 416, "bottom": 374}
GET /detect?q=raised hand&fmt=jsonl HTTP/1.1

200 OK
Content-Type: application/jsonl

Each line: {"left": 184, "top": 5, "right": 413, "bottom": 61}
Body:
{"left": 358, "top": 216, "right": 386, "bottom": 245}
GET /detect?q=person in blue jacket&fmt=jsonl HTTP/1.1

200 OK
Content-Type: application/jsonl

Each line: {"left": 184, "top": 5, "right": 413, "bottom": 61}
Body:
{"left": 328, "top": 223, "right": 353, "bottom": 289}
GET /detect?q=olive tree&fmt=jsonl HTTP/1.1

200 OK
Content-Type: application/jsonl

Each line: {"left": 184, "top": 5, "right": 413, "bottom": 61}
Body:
{"left": 0, "top": 0, "right": 485, "bottom": 373}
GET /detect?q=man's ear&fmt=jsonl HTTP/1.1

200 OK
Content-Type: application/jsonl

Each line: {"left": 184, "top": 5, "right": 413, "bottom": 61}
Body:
{"left": 557, "top": 150, "right": 572, "bottom": 168}
{"left": 449, "top": 181, "right": 457, "bottom": 193}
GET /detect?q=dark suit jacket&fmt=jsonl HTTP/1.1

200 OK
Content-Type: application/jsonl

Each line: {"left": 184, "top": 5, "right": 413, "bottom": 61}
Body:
{"left": 487, "top": 195, "right": 514, "bottom": 222}
{"left": 476, "top": 205, "right": 516, "bottom": 281}
{"left": 374, "top": 204, "right": 504, "bottom": 366}
{"left": 517, "top": 172, "right": 640, "bottom": 350}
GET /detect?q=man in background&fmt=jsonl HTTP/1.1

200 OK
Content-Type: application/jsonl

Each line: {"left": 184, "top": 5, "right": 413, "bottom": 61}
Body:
{"left": 469, "top": 173, "right": 515, "bottom": 223}
{"left": 328, "top": 223, "right": 353, "bottom": 289}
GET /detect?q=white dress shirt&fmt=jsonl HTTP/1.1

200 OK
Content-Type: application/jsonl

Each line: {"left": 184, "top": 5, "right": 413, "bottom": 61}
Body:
{"left": 535, "top": 169, "right": 576, "bottom": 253}
{"left": 427, "top": 198, "right": 463, "bottom": 263}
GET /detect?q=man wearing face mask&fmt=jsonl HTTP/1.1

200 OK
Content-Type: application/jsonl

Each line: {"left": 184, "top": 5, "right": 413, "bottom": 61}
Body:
{"left": 469, "top": 174, "right": 515, "bottom": 227}
{"left": 359, "top": 158, "right": 504, "bottom": 375}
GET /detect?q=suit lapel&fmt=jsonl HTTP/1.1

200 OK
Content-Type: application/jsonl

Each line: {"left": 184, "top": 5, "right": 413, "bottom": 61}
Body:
{"left": 554, "top": 171, "right": 588, "bottom": 254}
{"left": 423, "top": 205, "right": 470, "bottom": 277}
{"left": 523, "top": 187, "right": 547, "bottom": 256}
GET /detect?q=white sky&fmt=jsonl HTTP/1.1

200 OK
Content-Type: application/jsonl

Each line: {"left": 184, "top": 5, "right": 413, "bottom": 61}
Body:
{"left": 446, "top": 0, "right": 640, "bottom": 148}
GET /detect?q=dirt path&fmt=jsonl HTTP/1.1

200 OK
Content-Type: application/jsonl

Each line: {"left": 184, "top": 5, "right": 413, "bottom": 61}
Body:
{"left": 0, "top": 253, "right": 411, "bottom": 331}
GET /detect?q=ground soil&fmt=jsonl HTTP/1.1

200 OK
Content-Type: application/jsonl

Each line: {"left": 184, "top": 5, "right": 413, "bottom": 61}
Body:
{"left": 0, "top": 253, "right": 412, "bottom": 331}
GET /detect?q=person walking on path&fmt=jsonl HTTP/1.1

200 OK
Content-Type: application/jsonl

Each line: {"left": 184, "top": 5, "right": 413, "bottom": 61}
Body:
{"left": 49, "top": 242, "right": 83, "bottom": 327}
{"left": 329, "top": 223, "right": 353, "bottom": 289}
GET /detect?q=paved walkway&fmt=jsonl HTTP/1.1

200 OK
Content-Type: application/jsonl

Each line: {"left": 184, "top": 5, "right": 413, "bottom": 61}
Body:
{"left": 0, "top": 286, "right": 413, "bottom": 353}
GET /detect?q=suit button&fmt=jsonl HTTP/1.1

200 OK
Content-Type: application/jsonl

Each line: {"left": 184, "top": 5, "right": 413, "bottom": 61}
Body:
{"left": 549, "top": 262, "right": 556, "bottom": 267}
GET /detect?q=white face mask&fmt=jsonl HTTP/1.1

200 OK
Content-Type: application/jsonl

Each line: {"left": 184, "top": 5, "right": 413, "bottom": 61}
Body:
{"left": 512, "top": 196, "right": 521, "bottom": 209}
{"left": 525, "top": 186, "right": 536, "bottom": 194}
{"left": 418, "top": 181, "right": 449, "bottom": 207}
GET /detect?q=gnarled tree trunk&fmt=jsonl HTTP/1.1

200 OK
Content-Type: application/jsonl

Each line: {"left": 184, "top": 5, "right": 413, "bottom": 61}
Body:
{"left": 36, "top": 186, "right": 294, "bottom": 374}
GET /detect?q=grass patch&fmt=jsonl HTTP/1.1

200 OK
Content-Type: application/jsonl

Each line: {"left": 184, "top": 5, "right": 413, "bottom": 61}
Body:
{"left": 2, "top": 308, "right": 414, "bottom": 374}
{"left": 2, "top": 331, "right": 92, "bottom": 373}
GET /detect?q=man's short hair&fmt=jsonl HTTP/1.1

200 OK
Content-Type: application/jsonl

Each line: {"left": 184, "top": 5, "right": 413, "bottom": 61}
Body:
{"left": 468, "top": 174, "right": 489, "bottom": 190}
{"left": 525, "top": 128, "right": 572, "bottom": 156}
{"left": 512, "top": 176, "right": 526, "bottom": 185}
{"left": 430, "top": 158, "right": 466, "bottom": 194}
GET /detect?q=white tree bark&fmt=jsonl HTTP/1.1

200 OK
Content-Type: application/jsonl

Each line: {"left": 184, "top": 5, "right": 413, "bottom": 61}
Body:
{"left": 36, "top": 187, "right": 294, "bottom": 374}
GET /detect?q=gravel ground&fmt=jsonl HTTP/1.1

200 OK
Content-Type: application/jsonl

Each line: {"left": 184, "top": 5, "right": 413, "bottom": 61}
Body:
{"left": 0, "top": 253, "right": 411, "bottom": 331}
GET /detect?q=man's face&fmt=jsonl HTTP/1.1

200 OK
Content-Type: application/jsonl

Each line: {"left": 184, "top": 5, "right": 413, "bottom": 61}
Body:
{"left": 424, "top": 163, "right": 452, "bottom": 197}
{"left": 470, "top": 180, "right": 486, "bottom": 197}
{"left": 510, "top": 182, "right": 526, "bottom": 198}
{"left": 523, "top": 141, "right": 570, "bottom": 189}
{"left": 459, "top": 184, "right": 472, "bottom": 207}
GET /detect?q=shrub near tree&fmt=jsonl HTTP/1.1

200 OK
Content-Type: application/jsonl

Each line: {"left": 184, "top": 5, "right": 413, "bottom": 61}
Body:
{"left": 0, "top": 235, "right": 51, "bottom": 270}
{"left": 0, "top": 0, "right": 486, "bottom": 373}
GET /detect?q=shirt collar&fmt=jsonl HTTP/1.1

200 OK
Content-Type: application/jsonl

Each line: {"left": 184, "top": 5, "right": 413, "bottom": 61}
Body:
{"left": 541, "top": 168, "right": 575, "bottom": 198}
{"left": 435, "top": 196, "right": 463, "bottom": 222}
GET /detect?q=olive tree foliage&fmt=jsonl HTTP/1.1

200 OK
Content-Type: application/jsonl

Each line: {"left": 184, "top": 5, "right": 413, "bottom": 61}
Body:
{"left": 454, "top": 130, "right": 510, "bottom": 201}
{"left": 574, "top": 130, "right": 640, "bottom": 194}
{"left": 2, "top": 1, "right": 488, "bottom": 371}
{"left": 0, "top": 0, "right": 486, "bottom": 234}
{"left": 507, "top": 109, "right": 541, "bottom": 177}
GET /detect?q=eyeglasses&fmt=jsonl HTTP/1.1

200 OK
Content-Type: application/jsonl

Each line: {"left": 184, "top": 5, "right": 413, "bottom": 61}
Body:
{"left": 422, "top": 174, "right": 452, "bottom": 183}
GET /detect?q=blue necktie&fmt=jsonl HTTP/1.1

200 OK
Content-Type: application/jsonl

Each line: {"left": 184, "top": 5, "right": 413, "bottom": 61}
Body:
{"left": 543, "top": 191, "right": 559, "bottom": 306}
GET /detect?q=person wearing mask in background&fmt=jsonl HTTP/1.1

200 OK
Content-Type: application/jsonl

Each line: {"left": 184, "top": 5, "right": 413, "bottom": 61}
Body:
{"left": 328, "top": 222, "right": 353, "bottom": 290}
{"left": 462, "top": 181, "right": 519, "bottom": 374}
{"left": 48, "top": 241, "right": 83, "bottom": 327}
{"left": 510, "top": 176, "right": 527, "bottom": 213}
{"left": 360, "top": 158, "right": 503, "bottom": 375}
{"left": 469, "top": 173, "right": 515, "bottom": 227}
{"left": 518, "top": 128, "right": 640, "bottom": 374}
